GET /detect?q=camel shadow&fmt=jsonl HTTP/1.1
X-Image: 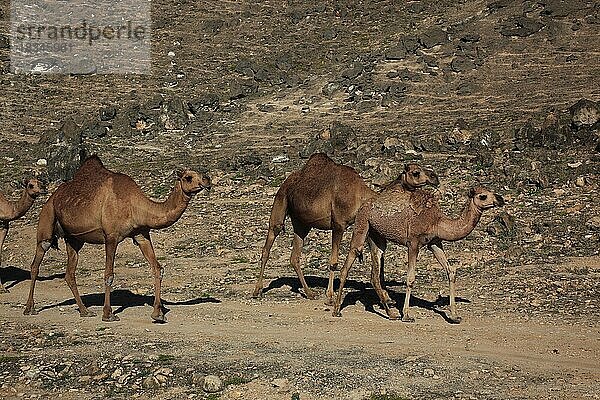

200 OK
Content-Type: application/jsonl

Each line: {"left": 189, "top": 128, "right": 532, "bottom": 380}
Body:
{"left": 39, "top": 289, "right": 220, "bottom": 322}
{"left": 263, "top": 275, "right": 470, "bottom": 323}
{"left": 263, "top": 275, "right": 366, "bottom": 297}
{"left": 0, "top": 266, "right": 65, "bottom": 290}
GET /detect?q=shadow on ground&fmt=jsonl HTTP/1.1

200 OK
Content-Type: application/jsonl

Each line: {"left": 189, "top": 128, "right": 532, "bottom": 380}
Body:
{"left": 1, "top": 266, "right": 65, "bottom": 290}
{"left": 38, "top": 289, "right": 220, "bottom": 320}
{"left": 263, "top": 275, "right": 470, "bottom": 323}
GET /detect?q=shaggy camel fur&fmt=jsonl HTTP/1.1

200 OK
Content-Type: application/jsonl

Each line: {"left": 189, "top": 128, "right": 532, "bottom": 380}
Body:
{"left": 253, "top": 153, "right": 439, "bottom": 305}
{"left": 333, "top": 186, "right": 504, "bottom": 323}
{"left": 23, "top": 155, "right": 210, "bottom": 322}
{"left": 0, "top": 178, "right": 46, "bottom": 292}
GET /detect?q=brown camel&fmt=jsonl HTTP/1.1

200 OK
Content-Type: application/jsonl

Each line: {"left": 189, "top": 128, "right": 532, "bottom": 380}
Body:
{"left": 252, "top": 153, "right": 440, "bottom": 305}
{"left": 23, "top": 155, "right": 211, "bottom": 322}
{"left": 0, "top": 178, "right": 46, "bottom": 292}
{"left": 333, "top": 186, "right": 504, "bottom": 323}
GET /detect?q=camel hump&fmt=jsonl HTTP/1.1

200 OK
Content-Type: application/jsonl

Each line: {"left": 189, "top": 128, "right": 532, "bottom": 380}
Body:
{"left": 74, "top": 154, "right": 109, "bottom": 179}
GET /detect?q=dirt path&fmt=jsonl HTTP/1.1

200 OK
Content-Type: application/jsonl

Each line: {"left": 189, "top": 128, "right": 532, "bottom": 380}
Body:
{"left": 1, "top": 248, "right": 599, "bottom": 399}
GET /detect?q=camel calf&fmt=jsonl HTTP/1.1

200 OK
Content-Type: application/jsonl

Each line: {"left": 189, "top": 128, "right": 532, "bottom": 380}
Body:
{"left": 333, "top": 186, "right": 504, "bottom": 323}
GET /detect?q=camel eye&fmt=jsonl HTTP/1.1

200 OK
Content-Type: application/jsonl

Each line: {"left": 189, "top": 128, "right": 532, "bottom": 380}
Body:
{"left": 28, "top": 184, "right": 34, "bottom": 189}
{"left": 412, "top": 171, "right": 420, "bottom": 177}
{"left": 185, "top": 175, "right": 193, "bottom": 182}
{"left": 479, "top": 194, "right": 487, "bottom": 200}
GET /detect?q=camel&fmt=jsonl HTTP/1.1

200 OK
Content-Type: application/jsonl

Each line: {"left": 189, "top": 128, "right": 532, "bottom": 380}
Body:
{"left": 252, "top": 153, "right": 440, "bottom": 305}
{"left": 0, "top": 178, "right": 46, "bottom": 292}
{"left": 332, "top": 186, "right": 504, "bottom": 323}
{"left": 23, "top": 155, "right": 211, "bottom": 322}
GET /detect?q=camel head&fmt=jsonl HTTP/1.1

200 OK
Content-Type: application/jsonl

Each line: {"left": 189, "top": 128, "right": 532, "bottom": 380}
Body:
{"left": 23, "top": 178, "right": 46, "bottom": 198}
{"left": 402, "top": 164, "right": 440, "bottom": 189}
{"left": 176, "top": 169, "right": 211, "bottom": 196}
{"left": 468, "top": 187, "right": 505, "bottom": 210}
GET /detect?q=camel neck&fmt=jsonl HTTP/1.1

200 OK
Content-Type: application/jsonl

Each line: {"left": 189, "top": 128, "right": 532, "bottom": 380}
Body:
{"left": 144, "top": 181, "right": 191, "bottom": 229}
{"left": 436, "top": 198, "right": 483, "bottom": 242}
{"left": 9, "top": 190, "right": 35, "bottom": 220}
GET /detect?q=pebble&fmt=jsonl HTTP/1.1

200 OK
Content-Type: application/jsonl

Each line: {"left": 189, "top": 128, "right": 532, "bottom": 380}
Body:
{"left": 202, "top": 375, "right": 223, "bottom": 393}
{"left": 143, "top": 375, "right": 161, "bottom": 389}
{"left": 36, "top": 159, "right": 47, "bottom": 166}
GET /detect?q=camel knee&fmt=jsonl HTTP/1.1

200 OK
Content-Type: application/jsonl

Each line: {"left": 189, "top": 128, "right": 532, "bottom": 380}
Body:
{"left": 272, "top": 223, "right": 284, "bottom": 236}
{"left": 153, "top": 265, "right": 164, "bottom": 279}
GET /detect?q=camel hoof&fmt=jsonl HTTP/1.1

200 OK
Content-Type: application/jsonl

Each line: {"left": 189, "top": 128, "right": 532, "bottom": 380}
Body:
{"left": 102, "top": 314, "right": 120, "bottom": 322}
{"left": 79, "top": 310, "right": 97, "bottom": 318}
{"left": 332, "top": 310, "right": 342, "bottom": 318}
{"left": 23, "top": 306, "right": 38, "bottom": 316}
{"left": 305, "top": 290, "right": 318, "bottom": 300}
{"left": 448, "top": 315, "right": 462, "bottom": 324}
{"left": 386, "top": 308, "right": 400, "bottom": 320}
{"left": 251, "top": 288, "right": 263, "bottom": 299}
{"left": 324, "top": 298, "right": 334, "bottom": 306}
{"left": 152, "top": 313, "right": 167, "bottom": 323}
{"left": 401, "top": 314, "right": 415, "bottom": 323}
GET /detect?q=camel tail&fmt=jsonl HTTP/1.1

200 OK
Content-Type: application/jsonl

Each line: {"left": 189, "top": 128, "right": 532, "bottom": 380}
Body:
{"left": 268, "top": 189, "right": 288, "bottom": 232}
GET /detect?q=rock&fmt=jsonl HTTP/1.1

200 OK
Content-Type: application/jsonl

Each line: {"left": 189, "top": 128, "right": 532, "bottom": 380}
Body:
{"left": 142, "top": 375, "right": 161, "bottom": 389}
{"left": 99, "top": 107, "right": 117, "bottom": 121}
{"left": 229, "top": 79, "right": 258, "bottom": 100}
{"left": 81, "top": 121, "right": 108, "bottom": 139}
{"left": 189, "top": 93, "right": 220, "bottom": 113}
{"left": 329, "top": 121, "right": 357, "bottom": 150}
{"left": 420, "top": 27, "right": 448, "bottom": 48}
{"left": 322, "top": 82, "right": 340, "bottom": 96}
{"left": 383, "top": 137, "right": 401, "bottom": 150}
{"left": 487, "top": 212, "right": 516, "bottom": 236}
{"left": 39, "top": 117, "right": 87, "bottom": 181}
{"left": 575, "top": 176, "right": 587, "bottom": 187}
{"left": 272, "top": 378, "right": 290, "bottom": 393}
{"left": 461, "top": 34, "right": 481, "bottom": 42}
{"left": 401, "top": 36, "right": 421, "bottom": 53}
{"left": 587, "top": 216, "right": 600, "bottom": 230}
{"left": 323, "top": 29, "right": 337, "bottom": 40}
{"left": 159, "top": 98, "right": 189, "bottom": 130}
{"left": 271, "top": 155, "right": 289, "bottom": 163}
{"left": 423, "top": 368, "right": 435, "bottom": 377}
{"left": 385, "top": 46, "right": 407, "bottom": 60}
{"left": 202, "top": 375, "right": 223, "bottom": 393}
{"left": 341, "top": 63, "right": 364, "bottom": 80}
{"left": 569, "top": 98, "right": 600, "bottom": 129}
{"left": 450, "top": 56, "right": 476, "bottom": 72}
{"left": 0, "top": 34, "right": 9, "bottom": 49}
{"left": 499, "top": 16, "right": 544, "bottom": 37}
{"left": 447, "top": 118, "right": 472, "bottom": 145}
{"left": 37, "top": 159, "right": 47, "bottom": 166}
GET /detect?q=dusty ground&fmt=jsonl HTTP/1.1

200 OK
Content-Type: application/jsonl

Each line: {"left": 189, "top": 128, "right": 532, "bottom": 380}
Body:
{"left": 1, "top": 0, "right": 600, "bottom": 399}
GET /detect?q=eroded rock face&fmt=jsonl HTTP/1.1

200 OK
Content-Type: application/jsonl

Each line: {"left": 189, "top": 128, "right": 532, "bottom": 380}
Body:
{"left": 39, "top": 118, "right": 87, "bottom": 182}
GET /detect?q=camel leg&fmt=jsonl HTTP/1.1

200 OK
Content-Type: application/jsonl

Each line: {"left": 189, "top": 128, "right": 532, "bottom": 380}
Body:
{"left": 23, "top": 241, "right": 52, "bottom": 315}
{"left": 64, "top": 239, "right": 95, "bottom": 317}
{"left": 0, "top": 222, "right": 9, "bottom": 293}
{"left": 401, "top": 243, "right": 420, "bottom": 323}
{"left": 325, "top": 225, "right": 344, "bottom": 306}
{"left": 252, "top": 223, "right": 283, "bottom": 298}
{"left": 430, "top": 243, "right": 462, "bottom": 324}
{"left": 24, "top": 201, "right": 56, "bottom": 315}
{"left": 332, "top": 207, "right": 370, "bottom": 317}
{"left": 368, "top": 234, "right": 398, "bottom": 320}
{"left": 102, "top": 239, "right": 119, "bottom": 322}
{"left": 135, "top": 233, "right": 166, "bottom": 322}
{"left": 289, "top": 222, "right": 314, "bottom": 299}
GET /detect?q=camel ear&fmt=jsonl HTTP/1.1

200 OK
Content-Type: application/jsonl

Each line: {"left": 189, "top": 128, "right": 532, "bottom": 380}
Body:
{"left": 175, "top": 169, "right": 185, "bottom": 179}
{"left": 404, "top": 164, "right": 410, "bottom": 172}
{"left": 468, "top": 188, "right": 476, "bottom": 198}
{"left": 21, "top": 178, "right": 29, "bottom": 188}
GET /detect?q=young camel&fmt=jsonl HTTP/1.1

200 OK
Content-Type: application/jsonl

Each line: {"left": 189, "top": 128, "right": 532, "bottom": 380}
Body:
{"left": 23, "top": 155, "right": 211, "bottom": 322}
{"left": 0, "top": 178, "right": 46, "bottom": 292}
{"left": 252, "top": 153, "right": 439, "bottom": 305}
{"left": 333, "top": 186, "right": 504, "bottom": 323}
